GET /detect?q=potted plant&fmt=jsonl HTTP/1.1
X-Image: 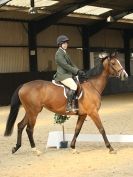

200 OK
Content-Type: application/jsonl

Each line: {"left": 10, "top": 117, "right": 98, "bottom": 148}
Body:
{"left": 54, "top": 113, "right": 69, "bottom": 148}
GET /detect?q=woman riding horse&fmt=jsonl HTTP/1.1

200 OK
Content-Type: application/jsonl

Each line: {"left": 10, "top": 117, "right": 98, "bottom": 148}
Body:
{"left": 4, "top": 52, "right": 128, "bottom": 155}
{"left": 54, "top": 35, "right": 85, "bottom": 112}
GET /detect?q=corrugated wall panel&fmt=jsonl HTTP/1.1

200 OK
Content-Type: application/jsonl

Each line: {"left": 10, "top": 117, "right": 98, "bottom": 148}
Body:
{"left": 0, "top": 22, "right": 28, "bottom": 45}
{"left": 67, "top": 48, "right": 83, "bottom": 69}
{"left": 90, "top": 29, "right": 123, "bottom": 48}
{"left": 37, "top": 48, "right": 83, "bottom": 72}
{"left": 37, "top": 25, "right": 82, "bottom": 47}
{"left": 0, "top": 48, "right": 29, "bottom": 73}
{"left": 37, "top": 48, "right": 57, "bottom": 72}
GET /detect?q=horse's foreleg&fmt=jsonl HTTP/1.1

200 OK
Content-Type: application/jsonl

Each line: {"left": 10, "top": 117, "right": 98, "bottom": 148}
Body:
{"left": 12, "top": 116, "right": 27, "bottom": 154}
{"left": 89, "top": 111, "right": 115, "bottom": 153}
{"left": 70, "top": 115, "right": 86, "bottom": 150}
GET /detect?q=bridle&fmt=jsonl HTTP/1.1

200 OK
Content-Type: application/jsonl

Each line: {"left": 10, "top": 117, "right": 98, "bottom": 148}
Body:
{"left": 109, "top": 57, "right": 124, "bottom": 77}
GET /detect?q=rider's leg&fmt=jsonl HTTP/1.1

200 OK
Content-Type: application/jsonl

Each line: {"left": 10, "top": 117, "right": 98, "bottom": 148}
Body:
{"left": 61, "top": 78, "right": 77, "bottom": 112}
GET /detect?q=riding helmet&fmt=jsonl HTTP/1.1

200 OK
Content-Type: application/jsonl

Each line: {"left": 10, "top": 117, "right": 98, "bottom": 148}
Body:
{"left": 56, "top": 35, "right": 69, "bottom": 45}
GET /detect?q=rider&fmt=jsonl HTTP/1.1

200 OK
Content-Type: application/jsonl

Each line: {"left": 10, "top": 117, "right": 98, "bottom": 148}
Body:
{"left": 54, "top": 35, "right": 85, "bottom": 112}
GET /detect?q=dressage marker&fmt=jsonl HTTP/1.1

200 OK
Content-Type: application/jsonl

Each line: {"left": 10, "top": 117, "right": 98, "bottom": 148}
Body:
{"left": 46, "top": 131, "right": 133, "bottom": 149}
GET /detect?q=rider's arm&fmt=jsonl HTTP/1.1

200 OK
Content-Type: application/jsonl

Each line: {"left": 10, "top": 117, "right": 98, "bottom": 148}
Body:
{"left": 55, "top": 52, "right": 79, "bottom": 75}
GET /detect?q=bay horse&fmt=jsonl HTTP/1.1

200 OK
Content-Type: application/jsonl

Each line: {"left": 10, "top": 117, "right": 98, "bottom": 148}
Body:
{"left": 4, "top": 53, "right": 128, "bottom": 155}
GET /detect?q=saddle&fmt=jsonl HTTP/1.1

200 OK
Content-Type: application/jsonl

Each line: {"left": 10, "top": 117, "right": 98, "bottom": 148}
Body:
{"left": 52, "top": 77, "right": 83, "bottom": 113}
{"left": 52, "top": 77, "right": 83, "bottom": 100}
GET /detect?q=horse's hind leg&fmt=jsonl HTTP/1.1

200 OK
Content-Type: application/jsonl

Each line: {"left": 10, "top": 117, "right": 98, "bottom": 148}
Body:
{"left": 26, "top": 114, "right": 42, "bottom": 155}
{"left": 12, "top": 115, "right": 28, "bottom": 154}
{"left": 89, "top": 111, "right": 115, "bottom": 153}
{"left": 26, "top": 122, "right": 36, "bottom": 148}
{"left": 70, "top": 115, "right": 86, "bottom": 152}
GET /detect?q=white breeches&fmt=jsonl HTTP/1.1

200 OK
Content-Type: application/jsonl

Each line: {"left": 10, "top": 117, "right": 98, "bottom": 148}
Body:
{"left": 61, "top": 78, "right": 77, "bottom": 90}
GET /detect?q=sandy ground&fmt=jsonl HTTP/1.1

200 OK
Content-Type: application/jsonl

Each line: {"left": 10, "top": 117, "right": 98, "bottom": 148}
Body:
{"left": 0, "top": 93, "right": 133, "bottom": 177}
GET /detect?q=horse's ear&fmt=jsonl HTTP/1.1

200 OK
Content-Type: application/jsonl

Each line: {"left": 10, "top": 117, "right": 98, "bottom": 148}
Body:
{"left": 111, "top": 51, "right": 118, "bottom": 57}
{"left": 99, "top": 52, "right": 109, "bottom": 60}
{"left": 99, "top": 53, "right": 103, "bottom": 60}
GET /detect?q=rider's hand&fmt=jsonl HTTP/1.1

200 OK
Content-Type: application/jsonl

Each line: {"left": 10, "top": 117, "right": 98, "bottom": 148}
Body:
{"left": 78, "top": 70, "right": 86, "bottom": 77}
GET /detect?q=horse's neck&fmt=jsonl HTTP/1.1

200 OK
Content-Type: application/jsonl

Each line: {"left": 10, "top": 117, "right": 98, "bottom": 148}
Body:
{"left": 89, "top": 67, "right": 109, "bottom": 95}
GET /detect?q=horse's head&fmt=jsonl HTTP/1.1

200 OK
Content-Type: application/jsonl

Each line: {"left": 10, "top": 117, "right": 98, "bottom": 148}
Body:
{"left": 100, "top": 52, "right": 128, "bottom": 80}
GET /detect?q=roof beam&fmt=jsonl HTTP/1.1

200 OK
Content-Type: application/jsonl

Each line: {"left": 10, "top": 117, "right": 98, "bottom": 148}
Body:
{"left": 86, "top": 8, "right": 133, "bottom": 37}
{"left": 107, "top": 9, "right": 133, "bottom": 22}
{"left": 0, "top": 18, "right": 29, "bottom": 23}
{"left": 34, "top": 0, "right": 98, "bottom": 34}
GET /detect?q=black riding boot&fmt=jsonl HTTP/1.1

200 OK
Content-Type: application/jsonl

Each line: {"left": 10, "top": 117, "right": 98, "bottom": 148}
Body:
{"left": 71, "top": 92, "right": 78, "bottom": 112}
{"left": 66, "top": 90, "right": 77, "bottom": 112}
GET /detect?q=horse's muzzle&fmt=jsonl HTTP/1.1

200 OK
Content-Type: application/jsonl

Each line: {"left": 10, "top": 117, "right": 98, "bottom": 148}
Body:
{"left": 120, "top": 70, "right": 128, "bottom": 81}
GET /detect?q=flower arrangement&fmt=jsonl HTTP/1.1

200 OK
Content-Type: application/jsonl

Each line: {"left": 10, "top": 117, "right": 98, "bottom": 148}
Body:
{"left": 54, "top": 113, "right": 69, "bottom": 124}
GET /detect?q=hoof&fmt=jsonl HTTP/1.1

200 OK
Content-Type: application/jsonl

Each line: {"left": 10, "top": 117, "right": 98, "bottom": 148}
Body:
{"left": 109, "top": 149, "right": 117, "bottom": 154}
{"left": 32, "top": 147, "right": 42, "bottom": 156}
{"left": 71, "top": 149, "right": 80, "bottom": 154}
{"left": 12, "top": 147, "right": 17, "bottom": 154}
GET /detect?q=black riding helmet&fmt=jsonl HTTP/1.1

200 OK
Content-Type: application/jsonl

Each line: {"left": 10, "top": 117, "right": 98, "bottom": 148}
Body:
{"left": 56, "top": 35, "right": 69, "bottom": 46}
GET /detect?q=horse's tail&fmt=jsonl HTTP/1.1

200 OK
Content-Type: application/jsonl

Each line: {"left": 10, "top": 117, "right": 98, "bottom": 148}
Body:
{"left": 4, "top": 85, "right": 22, "bottom": 136}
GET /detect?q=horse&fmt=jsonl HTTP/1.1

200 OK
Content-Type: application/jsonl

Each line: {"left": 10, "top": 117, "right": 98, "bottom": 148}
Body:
{"left": 4, "top": 53, "right": 128, "bottom": 155}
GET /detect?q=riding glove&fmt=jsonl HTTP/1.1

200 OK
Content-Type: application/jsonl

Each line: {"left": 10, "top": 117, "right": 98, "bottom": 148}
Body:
{"left": 78, "top": 70, "right": 86, "bottom": 77}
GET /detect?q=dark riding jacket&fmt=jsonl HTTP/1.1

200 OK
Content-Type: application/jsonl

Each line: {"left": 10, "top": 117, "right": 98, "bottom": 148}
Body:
{"left": 54, "top": 48, "right": 79, "bottom": 81}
